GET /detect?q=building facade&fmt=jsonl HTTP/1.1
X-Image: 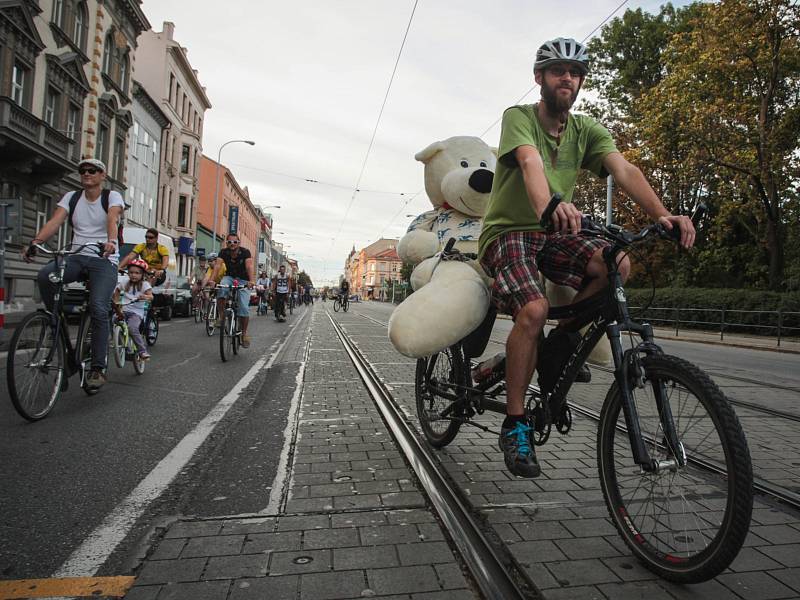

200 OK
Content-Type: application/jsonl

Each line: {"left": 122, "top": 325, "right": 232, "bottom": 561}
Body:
{"left": 344, "top": 238, "right": 400, "bottom": 299}
{"left": 125, "top": 80, "right": 167, "bottom": 228}
{"left": 255, "top": 208, "right": 272, "bottom": 274}
{"left": 135, "top": 22, "right": 210, "bottom": 275}
{"left": 196, "top": 154, "right": 259, "bottom": 258}
{"left": 0, "top": 0, "right": 148, "bottom": 311}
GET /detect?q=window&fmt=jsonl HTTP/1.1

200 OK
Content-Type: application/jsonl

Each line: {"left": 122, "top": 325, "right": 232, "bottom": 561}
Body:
{"left": 175, "top": 84, "right": 181, "bottom": 110}
{"left": 120, "top": 53, "right": 130, "bottom": 94}
{"left": 168, "top": 74, "right": 175, "bottom": 104}
{"left": 177, "top": 195, "right": 187, "bottom": 227}
{"left": 44, "top": 86, "right": 60, "bottom": 127}
{"left": 66, "top": 104, "right": 80, "bottom": 140}
{"left": 114, "top": 136, "right": 125, "bottom": 179}
{"left": 52, "top": 0, "right": 64, "bottom": 26}
{"left": 36, "top": 197, "right": 50, "bottom": 232}
{"left": 73, "top": 2, "right": 87, "bottom": 50}
{"left": 96, "top": 124, "right": 109, "bottom": 163}
{"left": 102, "top": 33, "right": 113, "bottom": 74}
{"left": 11, "top": 63, "right": 27, "bottom": 106}
{"left": 180, "top": 145, "right": 190, "bottom": 174}
{"left": 141, "top": 130, "right": 150, "bottom": 166}
{"left": 151, "top": 139, "right": 159, "bottom": 170}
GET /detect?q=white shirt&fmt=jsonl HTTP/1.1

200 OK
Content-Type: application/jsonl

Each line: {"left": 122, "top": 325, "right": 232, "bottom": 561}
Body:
{"left": 116, "top": 276, "right": 152, "bottom": 318}
{"left": 57, "top": 190, "right": 125, "bottom": 263}
{"left": 276, "top": 275, "right": 289, "bottom": 294}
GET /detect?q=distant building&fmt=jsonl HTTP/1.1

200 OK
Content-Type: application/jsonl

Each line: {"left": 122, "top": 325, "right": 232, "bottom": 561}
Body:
{"left": 345, "top": 238, "right": 401, "bottom": 299}
{"left": 135, "top": 22, "right": 211, "bottom": 275}
{"left": 196, "top": 155, "right": 259, "bottom": 258}
{"left": 255, "top": 208, "right": 273, "bottom": 273}
{"left": 0, "top": 0, "right": 149, "bottom": 311}
{"left": 125, "top": 81, "right": 168, "bottom": 228}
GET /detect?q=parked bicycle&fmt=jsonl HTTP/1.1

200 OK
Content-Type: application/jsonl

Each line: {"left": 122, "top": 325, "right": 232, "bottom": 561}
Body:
{"left": 218, "top": 280, "right": 246, "bottom": 361}
{"left": 414, "top": 203, "right": 753, "bottom": 583}
{"left": 6, "top": 242, "right": 105, "bottom": 421}
{"left": 333, "top": 293, "right": 349, "bottom": 313}
{"left": 111, "top": 299, "right": 146, "bottom": 375}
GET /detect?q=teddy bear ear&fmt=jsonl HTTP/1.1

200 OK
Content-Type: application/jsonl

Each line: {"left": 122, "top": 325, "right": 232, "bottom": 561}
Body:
{"left": 415, "top": 141, "right": 445, "bottom": 163}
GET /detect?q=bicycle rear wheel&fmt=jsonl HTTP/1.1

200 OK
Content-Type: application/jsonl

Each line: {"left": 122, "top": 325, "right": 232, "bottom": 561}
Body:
{"left": 220, "top": 309, "right": 234, "bottom": 362}
{"left": 415, "top": 344, "right": 468, "bottom": 448}
{"left": 77, "top": 318, "right": 98, "bottom": 396}
{"left": 144, "top": 313, "right": 158, "bottom": 346}
{"left": 7, "top": 312, "right": 65, "bottom": 421}
{"left": 194, "top": 296, "right": 204, "bottom": 323}
{"left": 343, "top": 299, "right": 349, "bottom": 312}
{"left": 112, "top": 323, "right": 126, "bottom": 368}
{"left": 597, "top": 354, "right": 752, "bottom": 583}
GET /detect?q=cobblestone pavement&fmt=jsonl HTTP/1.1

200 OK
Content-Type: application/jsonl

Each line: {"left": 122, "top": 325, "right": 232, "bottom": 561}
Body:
{"left": 126, "top": 307, "right": 480, "bottom": 600}
{"left": 336, "top": 302, "right": 800, "bottom": 600}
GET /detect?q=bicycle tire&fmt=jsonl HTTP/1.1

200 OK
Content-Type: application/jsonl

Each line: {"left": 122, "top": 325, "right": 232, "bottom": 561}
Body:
{"left": 597, "top": 354, "right": 752, "bottom": 583}
{"left": 231, "top": 314, "right": 240, "bottom": 356}
{"left": 112, "top": 323, "right": 126, "bottom": 369}
{"left": 415, "top": 344, "right": 467, "bottom": 448}
{"left": 205, "top": 303, "right": 216, "bottom": 336}
{"left": 194, "top": 297, "right": 204, "bottom": 323}
{"left": 343, "top": 299, "right": 349, "bottom": 312}
{"left": 77, "top": 317, "right": 99, "bottom": 396}
{"left": 333, "top": 299, "right": 341, "bottom": 312}
{"left": 145, "top": 313, "right": 158, "bottom": 346}
{"left": 133, "top": 352, "right": 146, "bottom": 375}
{"left": 7, "top": 312, "right": 65, "bottom": 421}
{"left": 220, "top": 309, "right": 233, "bottom": 362}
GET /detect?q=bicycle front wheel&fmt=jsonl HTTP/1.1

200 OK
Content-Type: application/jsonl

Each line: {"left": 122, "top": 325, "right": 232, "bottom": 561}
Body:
{"left": 7, "top": 312, "right": 65, "bottom": 421}
{"left": 415, "top": 344, "right": 467, "bottom": 448}
{"left": 77, "top": 317, "right": 99, "bottom": 396}
{"left": 343, "top": 299, "right": 349, "bottom": 312}
{"left": 333, "top": 299, "right": 341, "bottom": 312}
{"left": 205, "top": 303, "right": 216, "bottom": 336}
{"left": 597, "top": 354, "right": 752, "bottom": 583}
{"left": 194, "top": 297, "right": 204, "bottom": 323}
{"left": 145, "top": 313, "right": 158, "bottom": 346}
{"left": 112, "top": 323, "right": 126, "bottom": 368}
{"left": 220, "top": 310, "right": 234, "bottom": 362}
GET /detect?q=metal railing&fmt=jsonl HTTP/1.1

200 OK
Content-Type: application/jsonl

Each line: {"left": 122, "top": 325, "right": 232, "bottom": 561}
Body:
{"left": 629, "top": 306, "right": 800, "bottom": 347}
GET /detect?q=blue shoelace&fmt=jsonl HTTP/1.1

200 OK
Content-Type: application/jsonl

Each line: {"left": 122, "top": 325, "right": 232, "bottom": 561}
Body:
{"left": 506, "top": 423, "right": 532, "bottom": 457}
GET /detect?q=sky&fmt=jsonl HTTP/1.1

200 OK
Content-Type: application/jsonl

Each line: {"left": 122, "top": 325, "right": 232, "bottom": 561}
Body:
{"left": 141, "top": 0, "right": 676, "bottom": 287}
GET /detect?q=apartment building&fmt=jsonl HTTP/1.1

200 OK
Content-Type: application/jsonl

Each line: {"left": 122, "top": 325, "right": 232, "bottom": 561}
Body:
{"left": 0, "top": 0, "right": 149, "bottom": 309}
{"left": 345, "top": 238, "right": 401, "bottom": 299}
{"left": 135, "top": 22, "right": 210, "bottom": 275}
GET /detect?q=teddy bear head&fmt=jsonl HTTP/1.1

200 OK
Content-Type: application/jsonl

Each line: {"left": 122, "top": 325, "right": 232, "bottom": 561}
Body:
{"left": 414, "top": 136, "right": 497, "bottom": 217}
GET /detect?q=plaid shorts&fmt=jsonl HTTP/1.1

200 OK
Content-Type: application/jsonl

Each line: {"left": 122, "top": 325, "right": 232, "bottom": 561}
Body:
{"left": 480, "top": 230, "right": 610, "bottom": 318}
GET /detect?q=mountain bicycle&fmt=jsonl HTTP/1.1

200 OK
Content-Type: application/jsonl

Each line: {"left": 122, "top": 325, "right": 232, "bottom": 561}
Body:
{"left": 111, "top": 299, "right": 146, "bottom": 375}
{"left": 414, "top": 200, "right": 753, "bottom": 583}
{"left": 219, "top": 280, "right": 247, "bottom": 362}
{"left": 6, "top": 242, "right": 105, "bottom": 421}
{"left": 333, "top": 293, "right": 349, "bottom": 313}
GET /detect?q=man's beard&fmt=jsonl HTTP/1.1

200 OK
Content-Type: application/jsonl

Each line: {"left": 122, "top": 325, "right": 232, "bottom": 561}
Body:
{"left": 540, "top": 79, "right": 578, "bottom": 115}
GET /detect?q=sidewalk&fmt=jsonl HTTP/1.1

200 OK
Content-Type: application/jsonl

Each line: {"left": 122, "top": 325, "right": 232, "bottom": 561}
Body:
{"left": 124, "top": 307, "right": 478, "bottom": 600}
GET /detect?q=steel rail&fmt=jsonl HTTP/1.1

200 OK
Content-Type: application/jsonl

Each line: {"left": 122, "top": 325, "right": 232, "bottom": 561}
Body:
{"left": 326, "top": 311, "right": 534, "bottom": 600}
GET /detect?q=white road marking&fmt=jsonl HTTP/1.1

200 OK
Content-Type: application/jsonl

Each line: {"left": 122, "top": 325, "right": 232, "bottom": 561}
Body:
{"left": 52, "top": 312, "right": 310, "bottom": 578}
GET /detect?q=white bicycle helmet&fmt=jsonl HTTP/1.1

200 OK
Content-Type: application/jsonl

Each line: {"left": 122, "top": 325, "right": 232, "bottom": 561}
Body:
{"left": 207, "top": 252, "right": 218, "bottom": 260}
{"left": 534, "top": 37, "right": 589, "bottom": 75}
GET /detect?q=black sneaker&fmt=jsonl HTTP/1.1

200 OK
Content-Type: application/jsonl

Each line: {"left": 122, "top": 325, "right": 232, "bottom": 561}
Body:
{"left": 499, "top": 421, "right": 541, "bottom": 478}
{"left": 86, "top": 369, "right": 107, "bottom": 390}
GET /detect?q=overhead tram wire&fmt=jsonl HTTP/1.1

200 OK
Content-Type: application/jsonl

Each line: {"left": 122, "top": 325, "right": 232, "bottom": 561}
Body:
{"left": 376, "top": 0, "right": 633, "bottom": 240}
{"left": 330, "top": 0, "right": 419, "bottom": 249}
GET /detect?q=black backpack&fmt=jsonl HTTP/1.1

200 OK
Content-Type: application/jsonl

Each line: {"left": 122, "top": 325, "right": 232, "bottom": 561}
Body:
{"left": 68, "top": 189, "right": 124, "bottom": 244}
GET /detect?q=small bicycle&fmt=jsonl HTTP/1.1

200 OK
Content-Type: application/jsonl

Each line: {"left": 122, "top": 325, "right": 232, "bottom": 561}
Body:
{"left": 6, "top": 242, "right": 105, "bottom": 421}
{"left": 414, "top": 199, "right": 753, "bottom": 583}
{"left": 218, "top": 280, "right": 247, "bottom": 362}
{"left": 111, "top": 299, "right": 146, "bottom": 375}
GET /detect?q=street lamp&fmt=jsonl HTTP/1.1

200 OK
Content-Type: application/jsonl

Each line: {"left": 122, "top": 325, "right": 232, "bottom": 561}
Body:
{"left": 212, "top": 139, "right": 255, "bottom": 253}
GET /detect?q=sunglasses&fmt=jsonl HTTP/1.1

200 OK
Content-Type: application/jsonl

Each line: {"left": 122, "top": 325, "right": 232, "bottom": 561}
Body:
{"left": 78, "top": 168, "right": 101, "bottom": 175}
{"left": 547, "top": 65, "right": 584, "bottom": 79}
{"left": 145, "top": 235, "right": 156, "bottom": 240}
{"left": 227, "top": 240, "right": 240, "bottom": 245}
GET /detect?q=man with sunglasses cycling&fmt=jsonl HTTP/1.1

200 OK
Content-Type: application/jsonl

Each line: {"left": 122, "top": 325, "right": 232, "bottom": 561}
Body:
{"left": 478, "top": 37, "right": 696, "bottom": 478}
{"left": 211, "top": 233, "right": 255, "bottom": 347}
{"left": 119, "top": 227, "right": 170, "bottom": 286}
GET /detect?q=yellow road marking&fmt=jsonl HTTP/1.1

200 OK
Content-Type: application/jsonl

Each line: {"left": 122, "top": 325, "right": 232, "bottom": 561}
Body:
{"left": 0, "top": 576, "right": 135, "bottom": 599}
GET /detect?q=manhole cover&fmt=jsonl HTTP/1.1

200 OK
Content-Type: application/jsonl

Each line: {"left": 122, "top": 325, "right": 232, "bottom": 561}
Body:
{"left": 293, "top": 556, "right": 314, "bottom": 565}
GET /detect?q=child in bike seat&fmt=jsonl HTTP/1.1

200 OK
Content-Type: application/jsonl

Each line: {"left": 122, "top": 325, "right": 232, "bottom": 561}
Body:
{"left": 113, "top": 259, "right": 154, "bottom": 360}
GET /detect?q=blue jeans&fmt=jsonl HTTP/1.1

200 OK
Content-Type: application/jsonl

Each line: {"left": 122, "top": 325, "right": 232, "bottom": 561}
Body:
{"left": 216, "top": 276, "right": 251, "bottom": 317}
{"left": 38, "top": 255, "right": 118, "bottom": 370}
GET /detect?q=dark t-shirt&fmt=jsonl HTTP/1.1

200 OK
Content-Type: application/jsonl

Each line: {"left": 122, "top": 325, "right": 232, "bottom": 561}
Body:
{"left": 219, "top": 247, "right": 252, "bottom": 280}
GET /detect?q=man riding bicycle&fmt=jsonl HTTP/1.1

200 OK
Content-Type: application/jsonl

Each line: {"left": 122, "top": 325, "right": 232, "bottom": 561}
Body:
{"left": 190, "top": 255, "right": 208, "bottom": 309}
{"left": 478, "top": 37, "right": 695, "bottom": 478}
{"left": 339, "top": 279, "right": 350, "bottom": 303}
{"left": 271, "top": 264, "right": 291, "bottom": 321}
{"left": 119, "top": 227, "right": 169, "bottom": 286}
{"left": 211, "top": 233, "right": 255, "bottom": 347}
{"left": 22, "top": 158, "right": 124, "bottom": 390}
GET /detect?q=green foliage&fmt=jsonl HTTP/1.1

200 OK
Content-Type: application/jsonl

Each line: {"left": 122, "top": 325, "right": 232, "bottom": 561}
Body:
{"left": 400, "top": 261, "right": 415, "bottom": 283}
{"left": 297, "top": 270, "right": 313, "bottom": 288}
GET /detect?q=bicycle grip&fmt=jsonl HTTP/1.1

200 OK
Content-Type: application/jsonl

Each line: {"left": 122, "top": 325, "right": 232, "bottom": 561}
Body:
{"left": 539, "top": 193, "right": 563, "bottom": 231}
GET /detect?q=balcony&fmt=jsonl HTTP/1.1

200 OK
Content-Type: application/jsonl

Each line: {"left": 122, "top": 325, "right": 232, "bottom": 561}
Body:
{"left": 0, "top": 96, "right": 77, "bottom": 178}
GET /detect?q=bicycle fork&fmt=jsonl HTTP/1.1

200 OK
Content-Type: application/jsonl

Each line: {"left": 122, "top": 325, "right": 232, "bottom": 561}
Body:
{"left": 608, "top": 322, "right": 685, "bottom": 474}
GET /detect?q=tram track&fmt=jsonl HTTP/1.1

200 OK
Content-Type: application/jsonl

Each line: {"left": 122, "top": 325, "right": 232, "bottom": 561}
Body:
{"left": 326, "top": 309, "right": 538, "bottom": 600}
{"left": 349, "top": 308, "right": 800, "bottom": 512}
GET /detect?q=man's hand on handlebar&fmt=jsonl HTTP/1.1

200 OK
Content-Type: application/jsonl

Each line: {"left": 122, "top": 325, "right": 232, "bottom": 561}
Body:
{"left": 657, "top": 215, "right": 696, "bottom": 249}
{"left": 545, "top": 202, "right": 583, "bottom": 235}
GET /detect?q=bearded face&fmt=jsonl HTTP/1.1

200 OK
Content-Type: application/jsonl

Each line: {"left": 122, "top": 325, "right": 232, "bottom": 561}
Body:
{"left": 538, "top": 66, "right": 581, "bottom": 115}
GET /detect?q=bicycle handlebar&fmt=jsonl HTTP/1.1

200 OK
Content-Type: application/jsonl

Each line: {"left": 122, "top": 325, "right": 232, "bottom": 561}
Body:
{"left": 30, "top": 241, "right": 105, "bottom": 257}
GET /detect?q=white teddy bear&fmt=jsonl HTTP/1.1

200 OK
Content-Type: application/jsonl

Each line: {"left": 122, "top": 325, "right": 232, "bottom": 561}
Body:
{"left": 389, "top": 135, "right": 611, "bottom": 368}
{"left": 389, "top": 136, "right": 496, "bottom": 358}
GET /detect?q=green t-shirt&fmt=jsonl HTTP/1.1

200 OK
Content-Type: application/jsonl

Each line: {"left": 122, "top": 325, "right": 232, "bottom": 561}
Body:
{"left": 478, "top": 104, "right": 618, "bottom": 257}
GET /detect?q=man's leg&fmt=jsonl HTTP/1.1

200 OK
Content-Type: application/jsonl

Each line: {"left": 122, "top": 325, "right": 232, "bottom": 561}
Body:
{"left": 505, "top": 298, "right": 549, "bottom": 416}
{"left": 86, "top": 256, "right": 118, "bottom": 374}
